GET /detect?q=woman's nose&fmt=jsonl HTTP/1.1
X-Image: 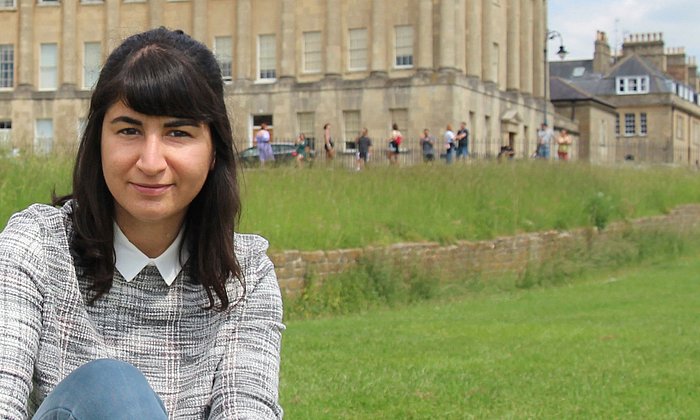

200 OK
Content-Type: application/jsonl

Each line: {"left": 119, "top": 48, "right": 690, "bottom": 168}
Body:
{"left": 136, "top": 134, "right": 167, "bottom": 175}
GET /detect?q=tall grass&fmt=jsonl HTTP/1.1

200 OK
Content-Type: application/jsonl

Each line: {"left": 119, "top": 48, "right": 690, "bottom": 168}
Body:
{"left": 4, "top": 157, "right": 700, "bottom": 252}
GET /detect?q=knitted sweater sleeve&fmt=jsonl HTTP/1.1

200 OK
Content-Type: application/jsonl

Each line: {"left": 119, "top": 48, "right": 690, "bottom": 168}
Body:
{"left": 209, "top": 236, "right": 285, "bottom": 419}
{"left": 0, "top": 209, "right": 46, "bottom": 419}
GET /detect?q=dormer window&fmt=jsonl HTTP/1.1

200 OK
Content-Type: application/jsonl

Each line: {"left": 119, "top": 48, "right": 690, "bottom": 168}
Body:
{"left": 616, "top": 76, "right": 649, "bottom": 95}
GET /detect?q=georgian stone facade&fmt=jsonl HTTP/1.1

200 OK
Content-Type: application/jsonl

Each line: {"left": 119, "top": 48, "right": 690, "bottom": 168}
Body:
{"left": 0, "top": 0, "right": 551, "bottom": 158}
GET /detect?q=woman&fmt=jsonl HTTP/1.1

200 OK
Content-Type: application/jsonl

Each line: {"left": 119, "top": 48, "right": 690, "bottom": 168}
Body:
{"left": 255, "top": 122, "right": 275, "bottom": 166}
{"left": 0, "top": 28, "right": 284, "bottom": 418}
{"left": 557, "top": 128, "right": 573, "bottom": 161}
{"left": 387, "top": 123, "right": 402, "bottom": 165}
{"left": 294, "top": 132, "right": 308, "bottom": 167}
{"left": 444, "top": 124, "right": 456, "bottom": 164}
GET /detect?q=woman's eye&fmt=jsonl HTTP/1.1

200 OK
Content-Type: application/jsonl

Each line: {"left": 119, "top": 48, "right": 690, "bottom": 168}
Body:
{"left": 168, "top": 130, "right": 192, "bottom": 138}
{"left": 118, "top": 127, "right": 140, "bottom": 136}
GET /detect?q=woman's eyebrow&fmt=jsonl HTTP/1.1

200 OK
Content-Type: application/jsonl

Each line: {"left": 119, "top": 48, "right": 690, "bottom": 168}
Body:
{"left": 164, "top": 119, "right": 200, "bottom": 128}
{"left": 110, "top": 115, "right": 142, "bottom": 126}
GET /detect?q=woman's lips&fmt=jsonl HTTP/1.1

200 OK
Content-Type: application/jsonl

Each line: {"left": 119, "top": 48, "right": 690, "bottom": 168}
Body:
{"left": 131, "top": 183, "right": 172, "bottom": 196}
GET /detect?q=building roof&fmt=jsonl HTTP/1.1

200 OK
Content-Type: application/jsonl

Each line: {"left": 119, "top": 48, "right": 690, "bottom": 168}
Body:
{"left": 549, "top": 60, "right": 595, "bottom": 80}
{"left": 550, "top": 76, "right": 616, "bottom": 109}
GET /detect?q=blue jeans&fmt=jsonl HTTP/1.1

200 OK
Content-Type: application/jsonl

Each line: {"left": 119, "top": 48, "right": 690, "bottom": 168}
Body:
{"left": 456, "top": 144, "right": 469, "bottom": 159}
{"left": 445, "top": 148, "right": 455, "bottom": 164}
{"left": 33, "top": 359, "right": 168, "bottom": 420}
{"left": 537, "top": 144, "right": 550, "bottom": 159}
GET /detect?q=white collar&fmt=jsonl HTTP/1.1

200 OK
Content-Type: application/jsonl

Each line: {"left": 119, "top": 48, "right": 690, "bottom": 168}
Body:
{"left": 113, "top": 222, "right": 189, "bottom": 286}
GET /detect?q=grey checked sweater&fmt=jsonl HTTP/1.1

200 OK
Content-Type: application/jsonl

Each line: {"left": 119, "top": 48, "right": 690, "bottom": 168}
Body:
{"left": 0, "top": 202, "right": 284, "bottom": 419}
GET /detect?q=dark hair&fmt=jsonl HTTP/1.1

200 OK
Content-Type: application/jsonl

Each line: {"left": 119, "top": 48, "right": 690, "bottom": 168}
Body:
{"left": 55, "top": 27, "right": 242, "bottom": 311}
{"left": 392, "top": 123, "right": 399, "bottom": 130}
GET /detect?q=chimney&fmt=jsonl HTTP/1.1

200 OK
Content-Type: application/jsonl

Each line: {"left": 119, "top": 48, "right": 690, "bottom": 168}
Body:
{"left": 622, "top": 32, "right": 666, "bottom": 71}
{"left": 688, "top": 57, "right": 698, "bottom": 91}
{"left": 593, "top": 31, "right": 612, "bottom": 73}
{"left": 666, "top": 47, "right": 688, "bottom": 84}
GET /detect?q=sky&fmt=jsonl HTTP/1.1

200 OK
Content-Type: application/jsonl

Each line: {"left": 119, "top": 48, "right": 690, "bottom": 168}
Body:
{"left": 548, "top": 0, "right": 700, "bottom": 64}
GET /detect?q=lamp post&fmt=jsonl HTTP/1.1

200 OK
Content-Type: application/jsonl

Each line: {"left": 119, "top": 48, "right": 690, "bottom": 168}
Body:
{"left": 543, "top": 30, "right": 568, "bottom": 125}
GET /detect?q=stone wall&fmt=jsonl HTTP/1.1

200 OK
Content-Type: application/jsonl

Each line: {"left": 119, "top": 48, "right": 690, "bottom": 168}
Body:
{"left": 270, "top": 204, "right": 700, "bottom": 295}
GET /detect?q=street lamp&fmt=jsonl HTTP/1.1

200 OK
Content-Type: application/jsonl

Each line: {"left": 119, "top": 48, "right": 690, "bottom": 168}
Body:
{"left": 543, "top": 30, "right": 568, "bottom": 125}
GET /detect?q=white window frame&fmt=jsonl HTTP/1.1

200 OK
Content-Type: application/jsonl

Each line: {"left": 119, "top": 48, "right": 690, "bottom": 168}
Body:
{"left": 639, "top": 112, "right": 647, "bottom": 136}
{"left": 394, "top": 25, "right": 414, "bottom": 69}
{"left": 214, "top": 36, "right": 233, "bottom": 82}
{"left": 348, "top": 28, "right": 368, "bottom": 71}
{"left": 302, "top": 31, "right": 322, "bottom": 74}
{"left": 34, "top": 119, "right": 53, "bottom": 155}
{"left": 342, "top": 110, "right": 361, "bottom": 151}
{"left": 297, "top": 112, "right": 315, "bottom": 149}
{"left": 0, "top": 0, "right": 16, "bottom": 8}
{"left": 616, "top": 76, "right": 650, "bottom": 95}
{"left": 37, "top": 0, "right": 59, "bottom": 5}
{"left": 39, "top": 43, "right": 58, "bottom": 91}
{"left": 0, "top": 44, "right": 13, "bottom": 89}
{"left": 257, "top": 34, "right": 276, "bottom": 82}
{"left": 624, "top": 113, "right": 635, "bottom": 137}
{"left": 83, "top": 42, "right": 101, "bottom": 90}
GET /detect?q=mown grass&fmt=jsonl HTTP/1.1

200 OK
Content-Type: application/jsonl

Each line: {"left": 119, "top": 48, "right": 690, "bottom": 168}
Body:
{"left": 280, "top": 254, "right": 700, "bottom": 418}
{"left": 4, "top": 157, "right": 700, "bottom": 251}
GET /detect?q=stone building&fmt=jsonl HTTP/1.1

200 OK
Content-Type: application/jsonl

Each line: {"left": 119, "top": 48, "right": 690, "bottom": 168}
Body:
{"left": 0, "top": 0, "right": 552, "bottom": 159}
{"left": 551, "top": 31, "right": 700, "bottom": 165}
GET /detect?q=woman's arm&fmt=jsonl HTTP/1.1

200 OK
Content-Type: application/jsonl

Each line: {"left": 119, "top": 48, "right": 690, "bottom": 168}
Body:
{"left": 209, "top": 245, "right": 285, "bottom": 419}
{"left": 0, "top": 211, "right": 45, "bottom": 418}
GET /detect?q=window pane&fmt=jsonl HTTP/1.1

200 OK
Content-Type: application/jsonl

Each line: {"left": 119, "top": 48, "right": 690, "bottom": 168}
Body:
{"left": 348, "top": 28, "right": 367, "bottom": 70}
{"left": 35, "top": 119, "right": 53, "bottom": 155}
{"left": 624, "top": 113, "right": 635, "bottom": 136}
{"left": 0, "top": 44, "right": 14, "bottom": 88}
{"left": 258, "top": 34, "right": 276, "bottom": 80}
{"left": 214, "top": 36, "right": 233, "bottom": 80}
{"left": 40, "top": 43, "right": 58, "bottom": 90}
{"left": 303, "top": 31, "right": 322, "bottom": 73}
{"left": 640, "top": 113, "right": 647, "bottom": 135}
{"left": 297, "top": 112, "right": 315, "bottom": 149}
{"left": 394, "top": 26, "right": 413, "bottom": 67}
{"left": 343, "top": 110, "right": 360, "bottom": 150}
{"left": 83, "top": 42, "right": 101, "bottom": 89}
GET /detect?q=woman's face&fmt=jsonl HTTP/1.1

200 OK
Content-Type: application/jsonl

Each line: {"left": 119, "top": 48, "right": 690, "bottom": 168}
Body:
{"left": 101, "top": 101, "right": 214, "bottom": 234}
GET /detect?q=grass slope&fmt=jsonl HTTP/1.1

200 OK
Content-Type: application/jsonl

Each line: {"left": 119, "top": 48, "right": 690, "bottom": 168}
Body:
{"left": 281, "top": 256, "right": 700, "bottom": 418}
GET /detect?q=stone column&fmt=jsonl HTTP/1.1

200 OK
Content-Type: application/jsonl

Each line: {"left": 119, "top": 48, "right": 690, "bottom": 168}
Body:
{"left": 454, "top": 0, "right": 466, "bottom": 73}
{"left": 17, "top": 0, "right": 34, "bottom": 89}
{"left": 236, "top": 0, "right": 252, "bottom": 80}
{"left": 519, "top": 0, "right": 533, "bottom": 94}
{"left": 280, "top": 0, "right": 296, "bottom": 79}
{"left": 533, "top": 0, "right": 545, "bottom": 98}
{"left": 416, "top": 0, "right": 433, "bottom": 71}
{"left": 105, "top": 0, "right": 121, "bottom": 51}
{"left": 506, "top": 0, "right": 520, "bottom": 91}
{"left": 481, "top": 0, "right": 492, "bottom": 82}
{"left": 324, "top": 0, "right": 341, "bottom": 77}
{"left": 61, "top": 0, "right": 77, "bottom": 89}
{"left": 466, "top": 0, "right": 482, "bottom": 78}
{"left": 439, "top": 0, "right": 455, "bottom": 71}
{"left": 370, "top": 0, "right": 387, "bottom": 76}
{"left": 192, "top": 0, "right": 208, "bottom": 42}
{"left": 149, "top": 0, "right": 163, "bottom": 30}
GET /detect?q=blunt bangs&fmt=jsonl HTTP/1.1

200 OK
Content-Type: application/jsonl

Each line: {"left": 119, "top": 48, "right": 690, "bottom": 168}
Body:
{"left": 116, "top": 46, "right": 218, "bottom": 123}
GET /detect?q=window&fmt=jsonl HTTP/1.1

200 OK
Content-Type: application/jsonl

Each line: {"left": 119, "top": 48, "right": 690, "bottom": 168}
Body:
{"left": 639, "top": 113, "right": 647, "bottom": 136}
{"left": 0, "top": 1, "right": 15, "bottom": 8}
{"left": 394, "top": 26, "right": 413, "bottom": 68}
{"left": 0, "top": 120, "right": 11, "bottom": 150}
{"left": 390, "top": 108, "right": 408, "bottom": 135}
{"left": 342, "top": 110, "right": 360, "bottom": 150}
{"left": 348, "top": 28, "right": 367, "bottom": 71}
{"left": 0, "top": 45, "right": 13, "bottom": 89}
{"left": 615, "top": 114, "right": 620, "bottom": 135}
{"left": 616, "top": 76, "right": 650, "bottom": 95}
{"left": 624, "top": 113, "right": 635, "bottom": 136}
{"left": 35, "top": 119, "right": 53, "bottom": 155}
{"left": 257, "top": 34, "right": 276, "bottom": 81}
{"left": 37, "top": 0, "right": 59, "bottom": 4}
{"left": 297, "top": 112, "right": 315, "bottom": 149}
{"left": 492, "top": 42, "right": 500, "bottom": 82}
{"left": 39, "top": 43, "right": 58, "bottom": 90}
{"left": 83, "top": 42, "right": 101, "bottom": 89}
{"left": 214, "top": 36, "right": 233, "bottom": 81}
{"left": 303, "top": 31, "right": 322, "bottom": 73}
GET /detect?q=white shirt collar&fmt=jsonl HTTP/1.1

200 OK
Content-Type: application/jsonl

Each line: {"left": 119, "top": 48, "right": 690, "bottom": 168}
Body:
{"left": 113, "top": 222, "right": 189, "bottom": 286}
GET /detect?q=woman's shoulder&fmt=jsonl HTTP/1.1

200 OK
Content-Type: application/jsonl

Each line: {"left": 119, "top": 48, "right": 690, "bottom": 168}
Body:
{"left": 3, "top": 202, "right": 71, "bottom": 237}
{"left": 233, "top": 233, "right": 271, "bottom": 262}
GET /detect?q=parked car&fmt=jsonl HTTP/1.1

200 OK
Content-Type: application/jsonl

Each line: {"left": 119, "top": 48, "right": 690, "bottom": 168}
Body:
{"left": 238, "top": 143, "right": 297, "bottom": 167}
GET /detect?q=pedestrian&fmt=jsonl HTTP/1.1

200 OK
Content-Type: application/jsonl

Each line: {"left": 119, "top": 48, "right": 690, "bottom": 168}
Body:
{"left": 255, "top": 121, "right": 274, "bottom": 166}
{"left": 419, "top": 128, "right": 436, "bottom": 162}
{"left": 537, "top": 122, "right": 553, "bottom": 159}
{"left": 355, "top": 127, "right": 372, "bottom": 171}
{"left": 0, "top": 28, "right": 283, "bottom": 418}
{"left": 323, "top": 122, "right": 335, "bottom": 161}
{"left": 295, "top": 132, "right": 309, "bottom": 167}
{"left": 444, "top": 123, "right": 456, "bottom": 164}
{"left": 387, "top": 122, "right": 402, "bottom": 165}
{"left": 557, "top": 128, "right": 573, "bottom": 161}
{"left": 455, "top": 121, "right": 470, "bottom": 161}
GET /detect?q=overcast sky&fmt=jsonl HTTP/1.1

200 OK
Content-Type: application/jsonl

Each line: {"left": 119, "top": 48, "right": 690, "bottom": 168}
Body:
{"left": 548, "top": 0, "right": 700, "bottom": 64}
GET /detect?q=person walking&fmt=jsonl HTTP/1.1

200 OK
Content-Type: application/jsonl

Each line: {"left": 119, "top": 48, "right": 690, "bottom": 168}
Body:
{"left": 455, "top": 121, "right": 470, "bottom": 161}
{"left": 419, "top": 128, "right": 436, "bottom": 163}
{"left": 537, "top": 122, "right": 553, "bottom": 159}
{"left": 323, "top": 122, "right": 335, "bottom": 161}
{"left": 255, "top": 122, "right": 274, "bottom": 166}
{"left": 387, "top": 123, "right": 402, "bottom": 165}
{"left": 355, "top": 128, "right": 372, "bottom": 171}
{"left": 444, "top": 124, "right": 456, "bottom": 164}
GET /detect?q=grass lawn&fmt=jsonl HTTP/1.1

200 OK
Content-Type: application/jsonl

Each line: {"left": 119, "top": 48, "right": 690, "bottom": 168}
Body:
{"left": 280, "top": 255, "right": 700, "bottom": 418}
